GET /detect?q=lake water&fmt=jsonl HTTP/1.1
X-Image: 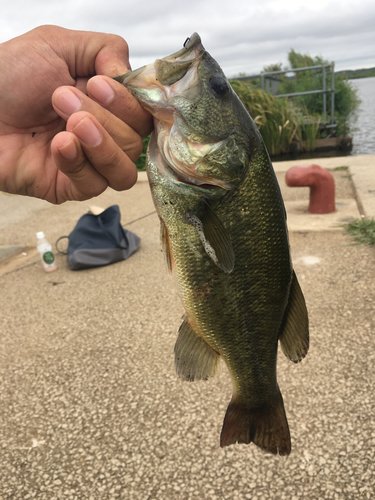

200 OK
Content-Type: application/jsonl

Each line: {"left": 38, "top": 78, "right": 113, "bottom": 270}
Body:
{"left": 271, "top": 76, "right": 374, "bottom": 161}
{"left": 350, "top": 77, "right": 375, "bottom": 156}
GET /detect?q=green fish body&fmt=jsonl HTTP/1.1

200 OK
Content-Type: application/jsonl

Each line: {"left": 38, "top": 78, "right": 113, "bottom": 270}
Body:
{"left": 117, "top": 34, "right": 309, "bottom": 455}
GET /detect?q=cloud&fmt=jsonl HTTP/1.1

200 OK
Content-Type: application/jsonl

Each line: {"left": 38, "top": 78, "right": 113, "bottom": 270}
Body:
{"left": 1, "top": 0, "right": 374, "bottom": 76}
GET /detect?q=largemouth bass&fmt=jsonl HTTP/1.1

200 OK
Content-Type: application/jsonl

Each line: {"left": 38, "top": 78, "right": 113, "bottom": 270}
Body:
{"left": 116, "top": 34, "right": 309, "bottom": 455}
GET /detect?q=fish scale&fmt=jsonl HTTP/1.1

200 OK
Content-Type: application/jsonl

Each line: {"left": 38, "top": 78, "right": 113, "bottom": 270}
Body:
{"left": 117, "top": 33, "right": 309, "bottom": 455}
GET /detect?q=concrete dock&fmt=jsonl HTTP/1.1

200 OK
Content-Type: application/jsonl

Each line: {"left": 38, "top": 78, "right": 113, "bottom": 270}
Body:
{"left": 0, "top": 155, "right": 374, "bottom": 499}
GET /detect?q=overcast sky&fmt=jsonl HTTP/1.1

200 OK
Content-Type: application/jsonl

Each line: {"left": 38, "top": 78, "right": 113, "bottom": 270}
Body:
{"left": 2, "top": 0, "right": 374, "bottom": 77}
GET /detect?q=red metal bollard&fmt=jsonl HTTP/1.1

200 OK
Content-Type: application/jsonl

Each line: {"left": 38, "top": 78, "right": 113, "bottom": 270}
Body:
{"left": 285, "top": 164, "right": 336, "bottom": 214}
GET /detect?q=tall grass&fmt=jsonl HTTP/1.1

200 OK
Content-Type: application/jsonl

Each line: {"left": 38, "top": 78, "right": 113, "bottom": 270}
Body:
{"left": 230, "top": 80, "right": 326, "bottom": 155}
{"left": 230, "top": 80, "right": 301, "bottom": 155}
{"left": 299, "top": 115, "right": 321, "bottom": 152}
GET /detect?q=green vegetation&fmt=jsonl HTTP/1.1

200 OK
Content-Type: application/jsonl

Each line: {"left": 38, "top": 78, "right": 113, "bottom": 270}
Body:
{"left": 332, "top": 78, "right": 360, "bottom": 136}
{"left": 135, "top": 135, "right": 150, "bottom": 171}
{"left": 336, "top": 67, "right": 375, "bottom": 80}
{"left": 230, "top": 80, "right": 329, "bottom": 155}
{"left": 230, "top": 49, "right": 361, "bottom": 156}
{"left": 344, "top": 218, "right": 375, "bottom": 246}
{"left": 299, "top": 114, "right": 321, "bottom": 152}
{"left": 230, "top": 81, "right": 300, "bottom": 155}
{"left": 274, "top": 50, "right": 360, "bottom": 136}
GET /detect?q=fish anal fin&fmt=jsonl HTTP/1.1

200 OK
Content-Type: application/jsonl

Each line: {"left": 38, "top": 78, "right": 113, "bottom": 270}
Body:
{"left": 279, "top": 271, "right": 309, "bottom": 363}
{"left": 160, "top": 221, "right": 174, "bottom": 273}
{"left": 220, "top": 388, "right": 291, "bottom": 456}
{"left": 174, "top": 317, "right": 220, "bottom": 381}
{"left": 186, "top": 200, "right": 234, "bottom": 274}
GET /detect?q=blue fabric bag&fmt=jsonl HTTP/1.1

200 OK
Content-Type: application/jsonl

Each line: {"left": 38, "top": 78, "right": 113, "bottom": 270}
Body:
{"left": 64, "top": 205, "right": 140, "bottom": 270}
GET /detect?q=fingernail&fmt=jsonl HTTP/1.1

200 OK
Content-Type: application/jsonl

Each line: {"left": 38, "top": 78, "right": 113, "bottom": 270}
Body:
{"left": 73, "top": 117, "right": 102, "bottom": 147}
{"left": 57, "top": 136, "right": 77, "bottom": 161}
{"left": 89, "top": 77, "right": 115, "bottom": 105}
{"left": 55, "top": 88, "right": 82, "bottom": 116}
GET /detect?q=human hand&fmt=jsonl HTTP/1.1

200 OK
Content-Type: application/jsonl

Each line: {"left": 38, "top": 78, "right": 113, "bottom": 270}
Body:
{"left": 0, "top": 25, "right": 153, "bottom": 204}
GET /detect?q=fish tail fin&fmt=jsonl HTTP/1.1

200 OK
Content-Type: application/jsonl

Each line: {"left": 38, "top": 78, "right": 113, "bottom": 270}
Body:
{"left": 220, "top": 388, "right": 291, "bottom": 455}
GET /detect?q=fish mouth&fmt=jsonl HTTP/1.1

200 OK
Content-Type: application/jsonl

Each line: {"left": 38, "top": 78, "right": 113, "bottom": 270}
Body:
{"left": 118, "top": 33, "right": 203, "bottom": 87}
{"left": 117, "top": 34, "right": 235, "bottom": 195}
{"left": 116, "top": 33, "right": 204, "bottom": 116}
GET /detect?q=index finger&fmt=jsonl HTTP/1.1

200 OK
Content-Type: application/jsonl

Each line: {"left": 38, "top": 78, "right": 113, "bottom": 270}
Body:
{"left": 87, "top": 75, "right": 153, "bottom": 138}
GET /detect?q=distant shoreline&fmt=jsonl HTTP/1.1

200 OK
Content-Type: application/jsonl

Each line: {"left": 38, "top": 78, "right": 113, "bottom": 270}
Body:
{"left": 336, "top": 67, "right": 375, "bottom": 80}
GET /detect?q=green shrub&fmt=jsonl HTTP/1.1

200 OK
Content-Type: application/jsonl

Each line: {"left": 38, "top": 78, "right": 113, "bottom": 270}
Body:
{"left": 276, "top": 50, "right": 360, "bottom": 136}
{"left": 334, "top": 78, "right": 361, "bottom": 135}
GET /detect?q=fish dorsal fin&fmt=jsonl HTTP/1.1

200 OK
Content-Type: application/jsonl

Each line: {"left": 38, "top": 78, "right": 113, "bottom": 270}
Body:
{"left": 186, "top": 201, "right": 234, "bottom": 274}
{"left": 279, "top": 271, "right": 309, "bottom": 363}
{"left": 160, "top": 220, "right": 174, "bottom": 273}
{"left": 174, "top": 317, "right": 220, "bottom": 381}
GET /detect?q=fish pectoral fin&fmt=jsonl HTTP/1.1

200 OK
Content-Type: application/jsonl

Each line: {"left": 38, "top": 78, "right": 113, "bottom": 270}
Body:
{"left": 279, "top": 271, "right": 309, "bottom": 363}
{"left": 186, "top": 201, "right": 235, "bottom": 274}
{"left": 220, "top": 387, "right": 291, "bottom": 455}
{"left": 160, "top": 221, "right": 174, "bottom": 273}
{"left": 174, "top": 317, "right": 220, "bottom": 381}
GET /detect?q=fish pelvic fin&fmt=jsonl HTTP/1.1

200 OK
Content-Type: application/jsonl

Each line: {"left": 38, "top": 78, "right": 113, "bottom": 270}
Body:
{"left": 220, "top": 388, "right": 291, "bottom": 456}
{"left": 174, "top": 317, "right": 220, "bottom": 381}
{"left": 185, "top": 201, "right": 234, "bottom": 274}
{"left": 279, "top": 271, "right": 309, "bottom": 363}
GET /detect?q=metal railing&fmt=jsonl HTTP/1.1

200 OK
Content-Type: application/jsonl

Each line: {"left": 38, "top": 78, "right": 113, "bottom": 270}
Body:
{"left": 260, "top": 64, "right": 336, "bottom": 127}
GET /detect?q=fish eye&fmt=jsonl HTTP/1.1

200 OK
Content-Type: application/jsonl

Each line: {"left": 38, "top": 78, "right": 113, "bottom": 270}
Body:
{"left": 209, "top": 75, "right": 229, "bottom": 98}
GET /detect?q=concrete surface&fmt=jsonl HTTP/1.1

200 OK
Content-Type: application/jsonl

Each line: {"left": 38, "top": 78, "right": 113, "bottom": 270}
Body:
{"left": 0, "top": 246, "right": 25, "bottom": 263}
{"left": 0, "top": 155, "right": 374, "bottom": 499}
{"left": 273, "top": 154, "right": 375, "bottom": 219}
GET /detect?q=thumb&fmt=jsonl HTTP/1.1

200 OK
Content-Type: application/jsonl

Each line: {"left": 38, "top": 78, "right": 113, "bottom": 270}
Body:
{"left": 94, "top": 36, "right": 132, "bottom": 77}
{"left": 44, "top": 26, "right": 132, "bottom": 78}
